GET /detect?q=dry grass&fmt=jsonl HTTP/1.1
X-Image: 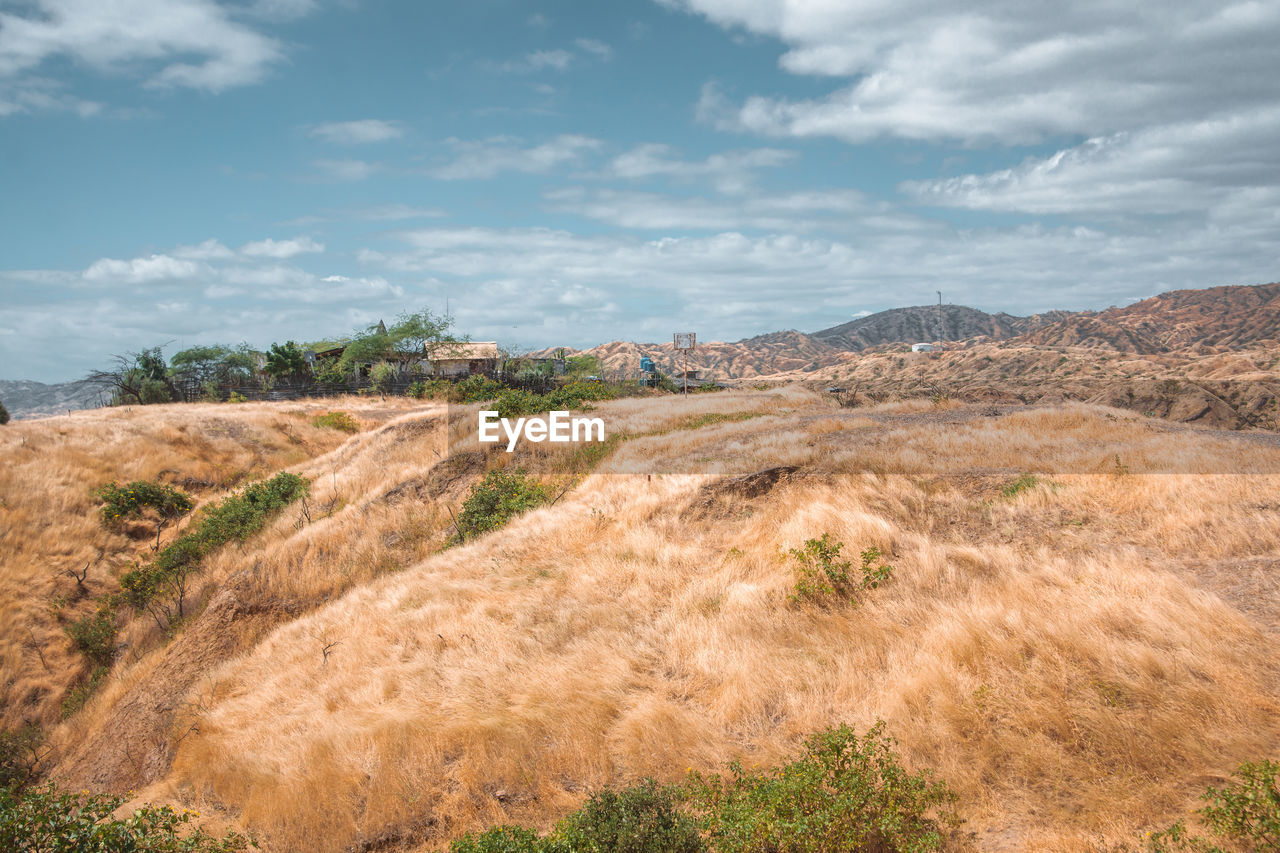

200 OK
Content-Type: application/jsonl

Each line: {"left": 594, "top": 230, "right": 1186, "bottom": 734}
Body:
{"left": 0, "top": 397, "right": 423, "bottom": 731}
{"left": 9, "top": 388, "right": 1280, "bottom": 852}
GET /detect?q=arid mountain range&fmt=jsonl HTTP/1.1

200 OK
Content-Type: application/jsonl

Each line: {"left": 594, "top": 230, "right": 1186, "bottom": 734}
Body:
{"left": 544, "top": 281, "right": 1280, "bottom": 380}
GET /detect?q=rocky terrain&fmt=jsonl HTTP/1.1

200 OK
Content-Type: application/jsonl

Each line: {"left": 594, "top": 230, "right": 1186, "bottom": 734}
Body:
{"left": 0, "top": 379, "right": 107, "bottom": 419}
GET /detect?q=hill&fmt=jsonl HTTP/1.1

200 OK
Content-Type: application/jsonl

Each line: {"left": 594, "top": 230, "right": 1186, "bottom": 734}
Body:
{"left": 534, "top": 329, "right": 850, "bottom": 379}
{"left": 6, "top": 389, "right": 1280, "bottom": 851}
{"left": 0, "top": 379, "right": 108, "bottom": 419}
{"left": 811, "top": 305, "right": 1073, "bottom": 351}
{"left": 1021, "top": 283, "right": 1280, "bottom": 353}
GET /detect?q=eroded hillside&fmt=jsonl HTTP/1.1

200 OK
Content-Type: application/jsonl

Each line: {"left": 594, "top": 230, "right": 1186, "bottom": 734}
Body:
{"left": 6, "top": 389, "right": 1279, "bottom": 852}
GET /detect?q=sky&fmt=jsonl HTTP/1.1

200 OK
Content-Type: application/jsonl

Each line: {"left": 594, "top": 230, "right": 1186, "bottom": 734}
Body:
{"left": 2, "top": 0, "right": 1278, "bottom": 382}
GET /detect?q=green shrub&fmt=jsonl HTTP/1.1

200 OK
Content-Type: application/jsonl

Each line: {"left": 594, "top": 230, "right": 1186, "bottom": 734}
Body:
{"left": 551, "top": 779, "right": 704, "bottom": 853}
{"left": 684, "top": 722, "right": 961, "bottom": 853}
{"left": 227, "top": 391, "right": 248, "bottom": 403}
{"left": 94, "top": 481, "right": 194, "bottom": 528}
{"left": 0, "top": 399, "right": 9, "bottom": 425}
{"left": 451, "top": 826, "right": 545, "bottom": 853}
{"left": 1200, "top": 759, "right": 1280, "bottom": 849}
{"left": 454, "top": 376, "right": 506, "bottom": 403}
{"left": 789, "top": 535, "right": 893, "bottom": 604}
{"left": 0, "top": 725, "right": 44, "bottom": 792}
{"left": 109, "top": 473, "right": 309, "bottom": 630}
{"left": 407, "top": 379, "right": 452, "bottom": 399}
{"left": 61, "top": 666, "right": 108, "bottom": 718}
{"left": 65, "top": 606, "right": 117, "bottom": 668}
{"left": 369, "top": 361, "right": 398, "bottom": 393}
{"left": 311, "top": 411, "right": 359, "bottom": 433}
{"left": 0, "top": 783, "right": 253, "bottom": 851}
{"left": 453, "top": 469, "right": 550, "bottom": 542}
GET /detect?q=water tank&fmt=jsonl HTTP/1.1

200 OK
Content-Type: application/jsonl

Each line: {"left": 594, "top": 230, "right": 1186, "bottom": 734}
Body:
{"left": 640, "top": 356, "right": 656, "bottom": 373}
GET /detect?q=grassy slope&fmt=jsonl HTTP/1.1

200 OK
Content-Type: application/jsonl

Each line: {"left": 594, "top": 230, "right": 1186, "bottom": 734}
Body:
{"left": 8, "top": 388, "right": 1280, "bottom": 851}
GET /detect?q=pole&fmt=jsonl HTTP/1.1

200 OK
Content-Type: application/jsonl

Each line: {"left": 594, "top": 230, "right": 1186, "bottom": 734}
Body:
{"left": 936, "top": 291, "right": 942, "bottom": 343}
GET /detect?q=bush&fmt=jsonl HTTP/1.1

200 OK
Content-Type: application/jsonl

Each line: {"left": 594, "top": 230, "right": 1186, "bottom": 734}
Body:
{"left": 453, "top": 469, "right": 550, "bottom": 542}
{"left": 61, "top": 666, "right": 108, "bottom": 718}
{"left": 227, "top": 391, "right": 248, "bottom": 403}
{"left": 1142, "top": 759, "right": 1280, "bottom": 851}
{"left": 0, "top": 783, "right": 253, "bottom": 852}
{"left": 65, "top": 606, "right": 117, "bottom": 668}
{"left": 312, "top": 411, "right": 359, "bottom": 433}
{"left": 684, "top": 722, "right": 961, "bottom": 852}
{"left": 407, "top": 379, "right": 451, "bottom": 399}
{"left": 452, "top": 826, "right": 545, "bottom": 853}
{"left": 94, "top": 481, "right": 194, "bottom": 528}
{"left": 454, "top": 376, "right": 506, "bottom": 403}
{"left": 108, "top": 473, "right": 309, "bottom": 630}
{"left": 369, "top": 361, "right": 398, "bottom": 393}
{"left": 0, "top": 725, "right": 44, "bottom": 792}
{"left": 0, "top": 399, "right": 8, "bottom": 425}
{"left": 551, "top": 779, "right": 704, "bottom": 853}
{"left": 789, "top": 535, "right": 893, "bottom": 604}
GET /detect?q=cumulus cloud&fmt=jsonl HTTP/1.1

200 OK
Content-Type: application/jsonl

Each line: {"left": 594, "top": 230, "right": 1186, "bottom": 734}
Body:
{"left": 672, "top": 0, "right": 1280, "bottom": 144}
{"left": 83, "top": 254, "right": 202, "bottom": 283}
{"left": 605, "top": 143, "right": 797, "bottom": 193}
{"left": 239, "top": 237, "right": 325, "bottom": 258}
{"left": 0, "top": 0, "right": 300, "bottom": 98}
{"left": 308, "top": 119, "right": 404, "bottom": 144}
{"left": 312, "top": 159, "right": 379, "bottom": 181}
{"left": 431, "top": 135, "right": 602, "bottom": 180}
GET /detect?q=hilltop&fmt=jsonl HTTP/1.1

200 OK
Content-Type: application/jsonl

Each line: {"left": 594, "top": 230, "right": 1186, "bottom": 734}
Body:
{"left": 811, "top": 304, "right": 1073, "bottom": 351}
{"left": 4, "top": 385, "right": 1280, "bottom": 851}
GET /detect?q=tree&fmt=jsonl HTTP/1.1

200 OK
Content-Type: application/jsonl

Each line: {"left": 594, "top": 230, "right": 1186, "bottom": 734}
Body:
{"left": 87, "top": 347, "right": 177, "bottom": 406}
{"left": 389, "top": 308, "right": 464, "bottom": 364}
{"left": 264, "top": 341, "right": 307, "bottom": 379}
{"left": 0, "top": 399, "right": 8, "bottom": 425}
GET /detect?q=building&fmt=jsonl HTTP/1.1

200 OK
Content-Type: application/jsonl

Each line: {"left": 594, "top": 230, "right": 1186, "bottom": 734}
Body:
{"left": 429, "top": 341, "right": 500, "bottom": 378}
{"left": 911, "top": 343, "right": 937, "bottom": 353}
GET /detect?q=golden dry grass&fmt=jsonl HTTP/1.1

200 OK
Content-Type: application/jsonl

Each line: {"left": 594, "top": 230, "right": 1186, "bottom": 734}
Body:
{"left": 8, "top": 388, "right": 1280, "bottom": 852}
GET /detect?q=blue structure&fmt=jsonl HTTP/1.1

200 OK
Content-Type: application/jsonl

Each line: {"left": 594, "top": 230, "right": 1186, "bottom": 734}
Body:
{"left": 640, "top": 356, "right": 655, "bottom": 374}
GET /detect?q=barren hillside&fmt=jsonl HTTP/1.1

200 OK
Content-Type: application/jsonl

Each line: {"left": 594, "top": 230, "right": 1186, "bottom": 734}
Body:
{"left": 5, "top": 387, "right": 1280, "bottom": 852}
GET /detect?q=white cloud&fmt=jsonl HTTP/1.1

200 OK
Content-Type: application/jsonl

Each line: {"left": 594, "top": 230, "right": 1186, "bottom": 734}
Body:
{"left": 239, "top": 237, "right": 325, "bottom": 259}
{"left": 0, "top": 0, "right": 297, "bottom": 97}
{"left": 574, "top": 38, "right": 613, "bottom": 60}
{"left": 309, "top": 119, "right": 404, "bottom": 145}
{"left": 605, "top": 143, "right": 797, "bottom": 193}
{"left": 545, "top": 186, "right": 870, "bottom": 231}
{"left": 431, "top": 135, "right": 602, "bottom": 180}
{"left": 674, "top": 1, "right": 1280, "bottom": 145}
{"left": 173, "top": 238, "right": 235, "bottom": 260}
{"left": 312, "top": 159, "right": 379, "bottom": 181}
{"left": 904, "top": 109, "right": 1280, "bottom": 215}
{"left": 83, "top": 254, "right": 201, "bottom": 284}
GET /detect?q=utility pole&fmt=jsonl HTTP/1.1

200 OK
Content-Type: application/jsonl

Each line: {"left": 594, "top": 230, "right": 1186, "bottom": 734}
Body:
{"left": 936, "top": 291, "right": 943, "bottom": 343}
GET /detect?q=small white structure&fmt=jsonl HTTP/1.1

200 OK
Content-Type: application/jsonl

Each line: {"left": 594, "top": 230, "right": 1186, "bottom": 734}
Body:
{"left": 911, "top": 342, "right": 937, "bottom": 353}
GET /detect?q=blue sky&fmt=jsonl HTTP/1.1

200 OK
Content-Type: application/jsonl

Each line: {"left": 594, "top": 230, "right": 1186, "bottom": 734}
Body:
{"left": 2, "top": 0, "right": 1279, "bottom": 382}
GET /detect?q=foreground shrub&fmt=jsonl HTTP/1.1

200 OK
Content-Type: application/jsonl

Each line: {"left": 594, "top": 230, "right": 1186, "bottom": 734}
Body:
{"left": 0, "top": 399, "right": 8, "bottom": 424}
{"left": 454, "top": 376, "right": 506, "bottom": 403}
{"left": 453, "top": 469, "right": 551, "bottom": 542}
{"left": 451, "top": 826, "right": 544, "bottom": 853}
{"left": 684, "top": 722, "right": 960, "bottom": 853}
{"left": 789, "top": 535, "right": 893, "bottom": 604}
{"left": 111, "top": 472, "right": 309, "bottom": 631}
{"left": 311, "top": 411, "right": 359, "bottom": 433}
{"left": 0, "top": 783, "right": 253, "bottom": 852}
{"left": 94, "top": 480, "right": 194, "bottom": 528}
{"left": 0, "top": 725, "right": 44, "bottom": 792}
{"left": 1141, "top": 759, "right": 1280, "bottom": 852}
{"left": 65, "top": 606, "right": 117, "bottom": 668}
{"left": 551, "top": 779, "right": 704, "bottom": 853}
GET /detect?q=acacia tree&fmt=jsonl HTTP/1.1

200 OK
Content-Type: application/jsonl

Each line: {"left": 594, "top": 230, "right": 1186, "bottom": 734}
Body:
{"left": 87, "top": 347, "right": 176, "bottom": 405}
{"left": 265, "top": 341, "right": 308, "bottom": 380}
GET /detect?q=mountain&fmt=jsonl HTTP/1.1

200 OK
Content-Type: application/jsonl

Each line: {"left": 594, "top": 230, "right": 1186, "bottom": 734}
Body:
{"left": 811, "top": 304, "right": 1074, "bottom": 351}
{"left": 1021, "top": 283, "right": 1280, "bottom": 353}
{"left": 534, "top": 329, "right": 849, "bottom": 379}
{"left": 0, "top": 379, "right": 107, "bottom": 419}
